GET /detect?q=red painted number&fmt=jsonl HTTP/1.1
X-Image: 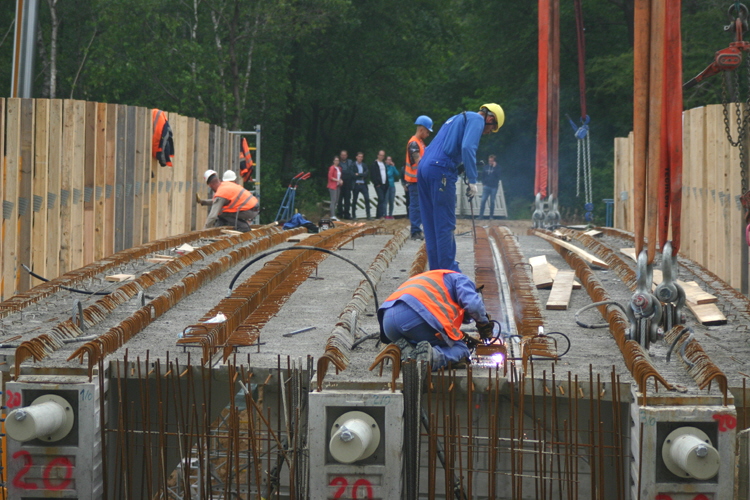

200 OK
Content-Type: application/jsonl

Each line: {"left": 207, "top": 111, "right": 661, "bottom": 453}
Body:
{"left": 6, "top": 390, "right": 22, "bottom": 409}
{"left": 330, "top": 477, "right": 374, "bottom": 499}
{"left": 12, "top": 451, "right": 74, "bottom": 491}
{"left": 42, "top": 456, "right": 74, "bottom": 490}
{"left": 12, "top": 451, "right": 37, "bottom": 490}
{"left": 713, "top": 413, "right": 737, "bottom": 432}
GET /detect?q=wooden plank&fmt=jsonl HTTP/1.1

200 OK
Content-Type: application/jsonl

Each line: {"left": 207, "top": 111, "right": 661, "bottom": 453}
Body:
{"left": 546, "top": 270, "right": 575, "bottom": 310}
{"left": 534, "top": 232, "right": 609, "bottom": 269}
{"left": 83, "top": 101, "right": 97, "bottom": 265}
{"left": 729, "top": 105, "right": 744, "bottom": 289}
{"left": 691, "top": 107, "right": 706, "bottom": 265}
{"left": 620, "top": 248, "right": 637, "bottom": 262}
{"left": 149, "top": 113, "right": 160, "bottom": 241}
{"left": 123, "top": 105, "right": 136, "bottom": 249}
{"left": 685, "top": 301, "right": 727, "bottom": 326}
{"left": 184, "top": 117, "right": 196, "bottom": 232}
{"left": 114, "top": 104, "right": 127, "bottom": 251}
{"left": 679, "top": 280, "right": 717, "bottom": 305}
{"left": 32, "top": 99, "right": 49, "bottom": 281}
{"left": 46, "top": 100, "right": 63, "bottom": 278}
{"left": 547, "top": 263, "right": 581, "bottom": 289}
{"left": 3, "top": 99, "right": 21, "bottom": 298}
{"left": 196, "top": 121, "right": 210, "bottom": 229}
{"left": 0, "top": 98, "right": 4, "bottom": 298}
{"left": 94, "top": 103, "right": 107, "bottom": 260}
{"left": 104, "top": 104, "right": 117, "bottom": 256}
{"left": 584, "top": 229, "right": 602, "bottom": 237}
{"left": 704, "top": 105, "right": 719, "bottom": 278}
{"left": 170, "top": 114, "right": 187, "bottom": 235}
{"left": 528, "top": 255, "right": 554, "bottom": 289}
{"left": 105, "top": 273, "right": 134, "bottom": 282}
{"left": 132, "top": 106, "right": 146, "bottom": 245}
{"left": 69, "top": 100, "right": 86, "bottom": 270}
{"left": 286, "top": 233, "right": 314, "bottom": 242}
{"left": 17, "top": 99, "right": 34, "bottom": 292}
{"left": 715, "top": 103, "right": 731, "bottom": 286}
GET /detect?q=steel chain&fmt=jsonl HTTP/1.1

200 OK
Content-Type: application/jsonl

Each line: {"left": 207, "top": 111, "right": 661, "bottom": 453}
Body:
{"left": 722, "top": 63, "right": 750, "bottom": 195}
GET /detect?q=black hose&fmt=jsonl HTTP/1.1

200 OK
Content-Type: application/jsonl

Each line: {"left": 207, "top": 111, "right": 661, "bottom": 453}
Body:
{"left": 227, "top": 245, "right": 379, "bottom": 308}
{"left": 352, "top": 332, "right": 379, "bottom": 349}
{"left": 666, "top": 327, "right": 695, "bottom": 368}
{"left": 575, "top": 300, "right": 628, "bottom": 328}
{"left": 23, "top": 264, "right": 111, "bottom": 296}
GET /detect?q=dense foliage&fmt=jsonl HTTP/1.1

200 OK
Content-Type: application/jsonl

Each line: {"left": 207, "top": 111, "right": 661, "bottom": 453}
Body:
{"left": 0, "top": 0, "right": 740, "bottom": 222}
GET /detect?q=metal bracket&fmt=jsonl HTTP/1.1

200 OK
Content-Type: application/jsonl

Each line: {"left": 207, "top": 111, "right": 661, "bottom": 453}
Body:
{"left": 544, "top": 194, "right": 560, "bottom": 230}
{"left": 626, "top": 250, "right": 663, "bottom": 349}
{"left": 654, "top": 241, "right": 686, "bottom": 332}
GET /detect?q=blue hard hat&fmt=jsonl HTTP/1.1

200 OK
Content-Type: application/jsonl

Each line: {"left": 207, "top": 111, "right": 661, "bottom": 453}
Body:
{"left": 415, "top": 115, "right": 433, "bottom": 132}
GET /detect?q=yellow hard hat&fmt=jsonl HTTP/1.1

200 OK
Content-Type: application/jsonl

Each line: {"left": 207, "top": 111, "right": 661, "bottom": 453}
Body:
{"left": 480, "top": 103, "right": 505, "bottom": 133}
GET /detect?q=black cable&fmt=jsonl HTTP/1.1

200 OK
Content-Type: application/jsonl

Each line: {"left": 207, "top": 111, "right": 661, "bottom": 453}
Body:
{"left": 575, "top": 300, "right": 628, "bottom": 328}
{"left": 352, "top": 332, "right": 379, "bottom": 349}
{"left": 666, "top": 327, "right": 695, "bottom": 368}
{"left": 227, "top": 245, "right": 379, "bottom": 308}
{"left": 23, "top": 264, "right": 111, "bottom": 296}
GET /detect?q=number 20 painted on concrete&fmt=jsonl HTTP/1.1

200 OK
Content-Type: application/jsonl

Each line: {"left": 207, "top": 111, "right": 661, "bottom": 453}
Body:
{"left": 12, "top": 450, "right": 73, "bottom": 491}
{"left": 330, "top": 476, "right": 374, "bottom": 499}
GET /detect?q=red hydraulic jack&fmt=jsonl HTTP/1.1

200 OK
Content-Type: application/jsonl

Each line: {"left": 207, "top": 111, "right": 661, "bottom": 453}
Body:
{"left": 684, "top": 3, "right": 750, "bottom": 90}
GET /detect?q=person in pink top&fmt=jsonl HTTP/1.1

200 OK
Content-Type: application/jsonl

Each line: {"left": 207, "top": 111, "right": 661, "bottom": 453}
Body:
{"left": 327, "top": 156, "right": 343, "bottom": 219}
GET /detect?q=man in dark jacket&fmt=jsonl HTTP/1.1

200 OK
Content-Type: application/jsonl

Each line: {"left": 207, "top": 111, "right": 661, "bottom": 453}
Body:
{"left": 370, "top": 150, "right": 389, "bottom": 218}
{"left": 337, "top": 150, "right": 355, "bottom": 219}
{"left": 351, "top": 152, "right": 371, "bottom": 219}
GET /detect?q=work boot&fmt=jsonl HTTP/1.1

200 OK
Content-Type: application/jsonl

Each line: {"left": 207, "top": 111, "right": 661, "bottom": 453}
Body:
{"left": 411, "top": 231, "right": 424, "bottom": 241}
{"left": 413, "top": 341, "right": 437, "bottom": 367}
{"left": 394, "top": 338, "right": 415, "bottom": 361}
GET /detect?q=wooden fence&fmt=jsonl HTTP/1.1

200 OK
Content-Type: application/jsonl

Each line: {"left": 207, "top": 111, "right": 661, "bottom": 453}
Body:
{"left": 0, "top": 98, "right": 241, "bottom": 301}
{"left": 614, "top": 103, "right": 745, "bottom": 289}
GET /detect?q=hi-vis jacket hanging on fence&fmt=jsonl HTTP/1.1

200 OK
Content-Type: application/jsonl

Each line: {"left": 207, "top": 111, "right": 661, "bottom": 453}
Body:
{"left": 239, "top": 138, "right": 254, "bottom": 182}
{"left": 152, "top": 109, "right": 175, "bottom": 167}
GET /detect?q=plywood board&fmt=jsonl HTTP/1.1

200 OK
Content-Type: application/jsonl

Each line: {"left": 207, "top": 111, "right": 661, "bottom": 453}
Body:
{"left": 685, "top": 301, "right": 727, "bottom": 326}
{"left": 690, "top": 107, "right": 706, "bottom": 265}
{"left": 123, "top": 105, "right": 136, "bottom": 249}
{"left": 528, "top": 255, "right": 554, "bottom": 288}
{"left": 196, "top": 122, "right": 210, "bottom": 229}
{"left": 534, "top": 232, "right": 609, "bottom": 269}
{"left": 170, "top": 114, "right": 186, "bottom": 235}
{"left": 584, "top": 229, "right": 602, "bottom": 237}
{"left": 547, "top": 263, "right": 581, "bottom": 289}
{"left": 3, "top": 98, "right": 21, "bottom": 298}
{"left": 69, "top": 100, "right": 86, "bottom": 271}
{"left": 114, "top": 104, "right": 127, "bottom": 251}
{"left": 105, "top": 273, "right": 134, "bottom": 282}
{"left": 728, "top": 106, "right": 744, "bottom": 289}
{"left": 184, "top": 117, "right": 196, "bottom": 232}
{"left": 679, "top": 280, "right": 717, "bottom": 305}
{"left": 32, "top": 99, "right": 49, "bottom": 281}
{"left": 0, "top": 98, "right": 4, "bottom": 298}
{"left": 546, "top": 270, "right": 575, "bottom": 310}
{"left": 83, "top": 101, "right": 97, "bottom": 265}
{"left": 17, "top": 99, "right": 34, "bottom": 292}
{"left": 104, "top": 104, "right": 117, "bottom": 256}
{"left": 704, "top": 105, "right": 719, "bottom": 277}
{"left": 132, "top": 106, "right": 145, "bottom": 246}
{"left": 94, "top": 103, "right": 107, "bottom": 260}
{"left": 45, "top": 99, "right": 62, "bottom": 278}
{"left": 620, "top": 248, "right": 637, "bottom": 261}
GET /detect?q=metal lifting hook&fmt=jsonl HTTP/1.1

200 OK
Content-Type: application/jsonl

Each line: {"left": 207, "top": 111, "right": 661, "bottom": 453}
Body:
{"left": 626, "top": 250, "right": 663, "bottom": 349}
{"left": 544, "top": 194, "right": 560, "bottom": 230}
{"left": 653, "top": 241, "right": 686, "bottom": 331}
{"left": 532, "top": 193, "right": 545, "bottom": 228}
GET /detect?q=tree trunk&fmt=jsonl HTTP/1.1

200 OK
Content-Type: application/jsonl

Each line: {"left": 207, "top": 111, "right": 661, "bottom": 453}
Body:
{"left": 47, "top": 0, "right": 59, "bottom": 98}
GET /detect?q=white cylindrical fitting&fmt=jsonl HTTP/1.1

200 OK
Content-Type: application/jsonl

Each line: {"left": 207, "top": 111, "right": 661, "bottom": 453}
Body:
{"left": 662, "top": 426, "right": 720, "bottom": 480}
{"left": 669, "top": 433, "right": 720, "bottom": 480}
{"left": 328, "top": 411, "right": 381, "bottom": 464}
{"left": 5, "top": 395, "right": 74, "bottom": 443}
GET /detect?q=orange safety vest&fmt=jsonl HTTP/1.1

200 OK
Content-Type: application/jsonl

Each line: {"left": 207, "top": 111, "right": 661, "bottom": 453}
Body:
{"left": 239, "top": 137, "right": 254, "bottom": 182}
{"left": 151, "top": 109, "right": 174, "bottom": 167}
{"left": 403, "top": 135, "right": 425, "bottom": 183}
{"left": 386, "top": 270, "right": 465, "bottom": 341}
{"left": 214, "top": 181, "right": 258, "bottom": 213}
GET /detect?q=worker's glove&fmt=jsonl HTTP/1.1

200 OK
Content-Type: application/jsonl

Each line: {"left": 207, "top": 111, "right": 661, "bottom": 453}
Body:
{"left": 467, "top": 183, "right": 478, "bottom": 199}
{"left": 195, "top": 193, "right": 202, "bottom": 204}
{"left": 476, "top": 321, "right": 494, "bottom": 341}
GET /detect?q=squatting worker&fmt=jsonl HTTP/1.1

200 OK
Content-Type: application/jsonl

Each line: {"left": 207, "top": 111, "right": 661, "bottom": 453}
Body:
{"left": 404, "top": 115, "right": 433, "bottom": 240}
{"left": 378, "top": 270, "right": 492, "bottom": 370}
{"left": 201, "top": 169, "right": 259, "bottom": 232}
{"left": 417, "top": 104, "right": 504, "bottom": 271}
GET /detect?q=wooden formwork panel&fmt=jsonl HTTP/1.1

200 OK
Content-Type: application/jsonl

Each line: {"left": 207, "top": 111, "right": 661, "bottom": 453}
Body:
{"left": 45, "top": 100, "right": 63, "bottom": 278}
{"left": 688, "top": 107, "right": 707, "bottom": 266}
{"left": 104, "top": 104, "right": 117, "bottom": 257}
{"left": 94, "top": 103, "right": 107, "bottom": 261}
{"left": 114, "top": 104, "right": 127, "bottom": 252}
{"left": 169, "top": 114, "right": 187, "bottom": 235}
{"left": 729, "top": 108, "right": 744, "bottom": 289}
{"left": 17, "top": 99, "right": 34, "bottom": 292}
{"left": 84, "top": 101, "right": 97, "bottom": 265}
{"left": 132, "top": 106, "right": 146, "bottom": 246}
{"left": 4, "top": 99, "right": 21, "bottom": 299}
{"left": 186, "top": 117, "right": 197, "bottom": 231}
{"left": 69, "top": 100, "right": 86, "bottom": 271}
{"left": 0, "top": 98, "right": 4, "bottom": 299}
{"left": 704, "top": 105, "right": 719, "bottom": 278}
{"left": 123, "top": 106, "right": 136, "bottom": 249}
{"left": 196, "top": 121, "right": 210, "bottom": 229}
{"left": 32, "top": 99, "right": 49, "bottom": 281}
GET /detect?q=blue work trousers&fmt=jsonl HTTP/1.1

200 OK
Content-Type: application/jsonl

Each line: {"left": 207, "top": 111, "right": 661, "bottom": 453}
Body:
{"left": 381, "top": 301, "right": 469, "bottom": 369}
{"left": 479, "top": 186, "right": 498, "bottom": 218}
{"left": 407, "top": 182, "right": 421, "bottom": 235}
{"left": 417, "top": 163, "right": 460, "bottom": 272}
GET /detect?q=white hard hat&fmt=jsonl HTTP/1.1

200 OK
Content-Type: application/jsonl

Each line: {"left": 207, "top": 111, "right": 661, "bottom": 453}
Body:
{"left": 204, "top": 169, "right": 218, "bottom": 183}
{"left": 222, "top": 170, "right": 237, "bottom": 182}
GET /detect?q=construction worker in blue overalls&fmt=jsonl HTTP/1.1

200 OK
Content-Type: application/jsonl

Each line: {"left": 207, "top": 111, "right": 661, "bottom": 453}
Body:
{"left": 417, "top": 104, "right": 504, "bottom": 272}
{"left": 378, "top": 270, "right": 493, "bottom": 370}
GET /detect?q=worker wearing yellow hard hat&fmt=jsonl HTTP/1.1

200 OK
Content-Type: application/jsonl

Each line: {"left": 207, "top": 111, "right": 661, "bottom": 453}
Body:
{"left": 416, "top": 103, "right": 505, "bottom": 272}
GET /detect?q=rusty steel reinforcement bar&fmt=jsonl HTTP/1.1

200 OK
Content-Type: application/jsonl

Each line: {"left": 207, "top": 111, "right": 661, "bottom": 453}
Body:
{"left": 664, "top": 325, "right": 729, "bottom": 404}
{"left": 65, "top": 227, "right": 301, "bottom": 378}
{"left": 490, "top": 226, "right": 545, "bottom": 337}
{"left": 409, "top": 242, "right": 428, "bottom": 278}
{"left": 321, "top": 226, "right": 411, "bottom": 392}
{"left": 556, "top": 227, "right": 729, "bottom": 400}
{"left": 474, "top": 227, "right": 503, "bottom": 323}
{"left": 530, "top": 228, "right": 673, "bottom": 395}
{"left": 0, "top": 226, "right": 236, "bottom": 316}
{"left": 222, "top": 229, "right": 379, "bottom": 361}
{"left": 180, "top": 225, "right": 375, "bottom": 362}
